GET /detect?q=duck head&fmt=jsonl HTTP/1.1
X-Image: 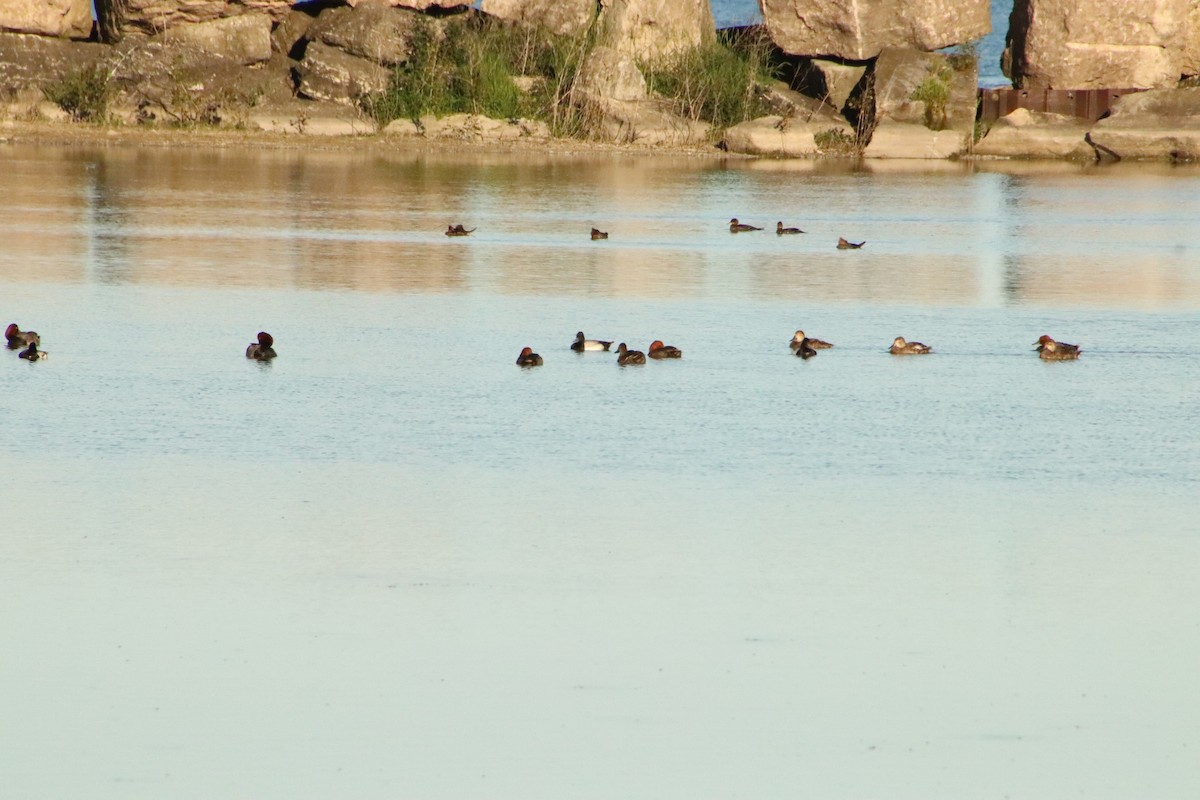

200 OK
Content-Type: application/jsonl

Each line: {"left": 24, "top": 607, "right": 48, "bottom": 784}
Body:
{"left": 519, "top": 346, "right": 534, "bottom": 357}
{"left": 1034, "top": 334, "right": 1054, "bottom": 347}
{"left": 617, "top": 343, "right": 628, "bottom": 354}
{"left": 257, "top": 331, "right": 274, "bottom": 348}
{"left": 792, "top": 330, "right": 805, "bottom": 342}
{"left": 575, "top": 331, "right": 586, "bottom": 342}
{"left": 649, "top": 340, "right": 664, "bottom": 351}
{"left": 892, "top": 337, "right": 907, "bottom": 348}
{"left": 5, "top": 323, "right": 17, "bottom": 339}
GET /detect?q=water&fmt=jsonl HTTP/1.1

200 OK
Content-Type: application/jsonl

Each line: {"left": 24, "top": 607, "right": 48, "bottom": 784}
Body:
{"left": 713, "top": 0, "right": 1015, "bottom": 87}
{"left": 2, "top": 145, "right": 1198, "bottom": 799}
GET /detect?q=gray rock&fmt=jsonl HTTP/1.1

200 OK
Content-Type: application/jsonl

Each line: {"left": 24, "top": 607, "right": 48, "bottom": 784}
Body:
{"left": 160, "top": 13, "right": 272, "bottom": 65}
{"left": 1007, "top": 0, "right": 1189, "bottom": 90}
{"left": 479, "top": 0, "right": 597, "bottom": 37}
{"left": 576, "top": 45, "right": 646, "bottom": 103}
{"left": 0, "top": 32, "right": 107, "bottom": 91}
{"left": 307, "top": 1, "right": 421, "bottom": 66}
{"left": 863, "top": 120, "right": 967, "bottom": 158}
{"left": 100, "top": 0, "right": 293, "bottom": 39}
{"left": 271, "top": 7, "right": 320, "bottom": 57}
{"left": 296, "top": 39, "right": 391, "bottom": 104}
{"left": 798, "top": 59, "right": 867, "bottom": 113}
{"left": 597, "top": 0, "right": 715, "bottom": 63}
{"left": 761, "top": 0, "right": 989, "bottom": 61}
{"left": 0, "top": 0, "right": 92, "bottom": 39}
{"left": 347, "top": 0, "right": 466, "bottom": 9}
{"left": 872, "top": 47, "right": 976, "bottom": 135}
{"left": 1088, "top": 87, "right": 1200, "bottom": 160}
{"left": 972, "top": 108, "right": 1094, "bottom": 159}
{"left": 723, "top": 114, "right": 855, "bottom": 157}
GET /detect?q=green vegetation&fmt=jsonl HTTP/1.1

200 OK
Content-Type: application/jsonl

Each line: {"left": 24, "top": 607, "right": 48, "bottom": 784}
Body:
{"left": 910, "top": 58, "right": 954, "bottom": 130}
{"left": 814, "top": 127, "right": 858, "bottom": 156}
{"left": 43, "top": 63, "right": 112, "bottom": 122}
{"left": 359, "top": 16, "right": 595, "bottom": 135}
{"left": 641, "top": 32, "right": 777, "bottom": 136}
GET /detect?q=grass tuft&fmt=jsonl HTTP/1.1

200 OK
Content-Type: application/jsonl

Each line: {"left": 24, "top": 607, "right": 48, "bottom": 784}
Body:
{"left": 43, "top": 64, "right": 112, "bottom": 122}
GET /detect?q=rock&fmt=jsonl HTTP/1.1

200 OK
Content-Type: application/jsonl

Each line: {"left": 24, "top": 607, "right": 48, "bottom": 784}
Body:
{"left": 160, "top": 13, "right": 272, "bottom": 65}
{"left": 421, "top": 113, "right": 554, "bottom": 141}
{"left": 0, "top": 0, "right": 92, "bottom": 39}
{"left": 271, "top": 7, "right": 321, "bottom": 58}
{"left": 1087, "top": 87, "right": 1200, "bottom": 159}
{"left": 347, "top": 0, "right": 466, "bottom": 9}
{"left": 761, "top": 0, "right": 989, "bottom": 61}
{"left": 295, "top": 39, "right": 392, "bottom": 104}
{"left": 298, "top": 115, "right": 375, "bottom": 135}
{"left": 723, "top": 114, "right": 857, "bottom": 157}
{"left": 0, "top": 32, "right": 107, "bottom": 91}
{"left": 98, "top": 0, "right": 293, "bottom": 39}
{"left": 306, "top": 1, "right": 420, "bottom": 66}
{"left": 792, "top": 58, "right": 867, "bottom": 113}
{"left": 1185, "top": 3, "right": 1200, "bottom": 77}
{"left": 590, "top": 97, "right": 710, "bottom": 145}
{"left": 972, "top": 108, "right": 1095, "bottom": 159}
{"left": 863, "top": 121, "right": 967, "bottom": 158}
{"left": 597, "top": 0, "right": 715, "bottom": 63}
{"left": 382, "top": 117, "right": 421, "bottom": 136}
{"left": 1006, "top": 0, "right": 1189, "bottom": 90}
{"left": 576, "top": 45, "right": 646, "bottom": 103}
{"left": 871, "top": 47, "right": 977, "bottom": 135}
{"left": 479, "top": 0, "right": 597, "bottom": 37}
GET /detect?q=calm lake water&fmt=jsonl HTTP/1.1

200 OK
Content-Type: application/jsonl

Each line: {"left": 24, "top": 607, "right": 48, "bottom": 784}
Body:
{"left": 2, "top": 143, "right": 1198, "bottom": 800}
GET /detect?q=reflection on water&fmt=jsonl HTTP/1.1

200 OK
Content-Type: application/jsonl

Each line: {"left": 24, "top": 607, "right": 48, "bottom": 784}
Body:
{"left": 4, "top": 146, "right": 1200, "bottom": 307}
{"left": 2, "top": 144, "right": 1198, "bottom": 800}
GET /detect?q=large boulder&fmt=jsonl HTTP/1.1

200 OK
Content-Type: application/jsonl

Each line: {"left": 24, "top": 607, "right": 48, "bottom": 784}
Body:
{"left": 479, "top": 0, "right": 597, "bottom": 37}
{"left": 305, "top": 1, "right": 420, "bottom": 66}
{"left": 575, "top": 44, "right": 647, "bottom": 103}
{"left": 95, "top": 0, "right": 293, "bottom": 39}
{"left": 346, "top": 0, "right": 466, "bottom": 9}
{"left": 723, "top": 114, "right": 855, "bottom": 156}
{"left": 0, "top": 0, "right": 92, "bottom": 39}
{"left": 0, "top": 32, "right": 107, "bottom": 94}
{"left": 872, "top": 47, "right": 977, "bottom": 134}
{"left": 295, "top": 39, "right": 391, "bottom": 104}
{"left": 159, "top": 13, "right": 273, "bottom": 65}
{"left": 761, "top": 0, "right": 989, "bottom": 61}
{"left": 1006, "top": 0, "right": 1190, "bottom": 90}
{"left": 862, "top": 121, "right": 966, "bottom": 158}
{"left": 972, "top": 108, "right": 1095, "bottom": 159}
{"left": 597, "top": 0, "right": 715, "bottom": 63}
{"left": 1087, "top": 87, "right": 1200, "bottom": 159}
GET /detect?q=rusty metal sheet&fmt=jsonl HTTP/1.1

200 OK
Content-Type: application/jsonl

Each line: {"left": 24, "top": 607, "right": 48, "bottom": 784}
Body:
{"left": 977, "top": 88, "right": 1144, "bottom": 125}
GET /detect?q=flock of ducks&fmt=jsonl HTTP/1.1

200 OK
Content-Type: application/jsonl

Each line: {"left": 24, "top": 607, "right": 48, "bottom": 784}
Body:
{"left": 4, "top": 321, "right": 1082, "bottom": 367}
{"left": 514, "top": 329, "right": 1082, "bottom": 366}
{"left": 442, "top": 220, "right": 863, "bottom": 249}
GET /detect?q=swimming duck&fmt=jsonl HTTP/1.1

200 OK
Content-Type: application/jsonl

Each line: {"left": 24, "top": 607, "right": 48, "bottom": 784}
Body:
{"left": 889, "top": 336, "right": 931, "bottom": 355}
{"left": 18, "top": 341, "right": 46, "bottom": 361}
{"left": 647, "top": 340, "right": 682, "bottom": 359}
{"left": 591, "top": 228, "right": 609, "bottom": 240}
{"left": 445, "top": 224, "right": 475, "bottom": 237}
{"left": 5, "top": 323, "right": 39, "bottom": 349}
{"left": 794, "top": 337, "right": 818, "bottom": 359}
{"left": 1034, "top": 335, "right": 1081, "bottom": 361}
{"left": 777, "top": 222, "right": 805, "bottom": 235}
{"left": 790, "top": 330, "right": 832, "bottom": 350}
{"left": 516, "top": 346, "right": 543, "bottom": 367}
{"left": 245, "top": 331, "right": 277, "bottom": 360}
{"left": 616, "top": 343, "right": 646, "bottom": 365}
{"left": 837, "top": 237, "right": 865, "bottom": 249}
{"left": 571, "top": 331, "right": 613, "bottom": 352}
{"left": 729, "top": 218, "right": 763, "bottom": 233}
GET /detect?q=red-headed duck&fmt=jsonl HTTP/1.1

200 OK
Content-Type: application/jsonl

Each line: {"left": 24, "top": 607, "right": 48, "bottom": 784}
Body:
{"left": 837, "top": 237, "right": 865, "bottom": 249}
{"left": 246, "top": 331, "right": 277, "bottom": 360}
{"left": 445, "top": 224, "right": 475, "bottom": 237}
{"left": 5, "top": 323, "right": 39, "bottom": 349}
{"left": 647, "top": 340, "right": 682, "bottom": 359}
{"left": 1034, "top": 335, "right": 1081, "bottom": 360}
{"left": 616, "top": 343, "right": 645, "bottom": 365}
{"left": 572, "top": 331, "right": 612, "bottom": 352}
{"left": 889, "top": 336, "right": 931, "bottom": 355}
{"left": 591, "top": 228, "right": 608, "bottom": 240}
{"left": 790, "top": 330, "right": 832, "bottom": 350}
{"left": 777, "top": 222, "right": 805, "bottom": 235}
{"left": 516, "top": 346, "right": 543, "bottom": 367}
{"left": 18, "top": 341, "right": 46, "bottom": 361}
{"left": 730, "top": 218, "right": 763, "bottom": 233}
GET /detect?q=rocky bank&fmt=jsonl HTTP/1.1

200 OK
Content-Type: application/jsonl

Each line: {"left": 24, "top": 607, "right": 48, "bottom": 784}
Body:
{"left": 2, "top": 0, "right": 1200, "bottom": 161}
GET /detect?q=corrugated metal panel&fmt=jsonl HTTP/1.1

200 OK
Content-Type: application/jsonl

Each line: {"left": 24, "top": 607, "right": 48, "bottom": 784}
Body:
{"left": 977, "top": 88, "right": 1145, "bottom": 124}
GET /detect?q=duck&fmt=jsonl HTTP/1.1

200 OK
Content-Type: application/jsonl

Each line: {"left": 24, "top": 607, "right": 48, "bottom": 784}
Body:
{"left": 571, "top": 331, "right": 613, "bottom": 352}
{"left": 789, "top": 330, "right": 832, "bottom": 350}
{"left": 245, "top": 331, "right": 277, "bottom": 360}
{"left": 18, "top": 341, "right": 46, "bottom": 361}
{"left": 1034, "top": 335, "right": 1081, "bottom": 361}
{"left": 5, "top": 323, "right": 39, "bottom": 349}
{"left": 647, "top": 340, "right": 682, "bottom": 359}
{"left": 837, "top": 237, "right": 866, "bottom": 249}
{"left": 591, "top": 228, "right": 609, "bottom": 240}
{"left": 616, "top": 343, "right": 646, "bottom": 365}
{"left": 445, "top": 224, "right": 475, "bottom": 237}
{"left": 515, "top": 346, "right": 543, "bottom": 367}
{"left": 794, "top": 337, "right": 818, "bottom": 359}
{"left": 889, "top": 336, "right": 931, "bottom": 355}
{"left": 777, "top": 222, "right": 805, "bottom": 235}
{"left": 729, "top": 218, "right": 763, "bottom": 233}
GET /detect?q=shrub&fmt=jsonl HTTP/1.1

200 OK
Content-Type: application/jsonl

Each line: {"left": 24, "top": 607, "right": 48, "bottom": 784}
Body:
{"left": 43, "top": 64, "right": 112, "bottom": 122}
{"left": 814, "top": 127, "right": 858, "bottom": 156}
{"left": 910, "top": 59, "right": 953, "bottom": 130}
